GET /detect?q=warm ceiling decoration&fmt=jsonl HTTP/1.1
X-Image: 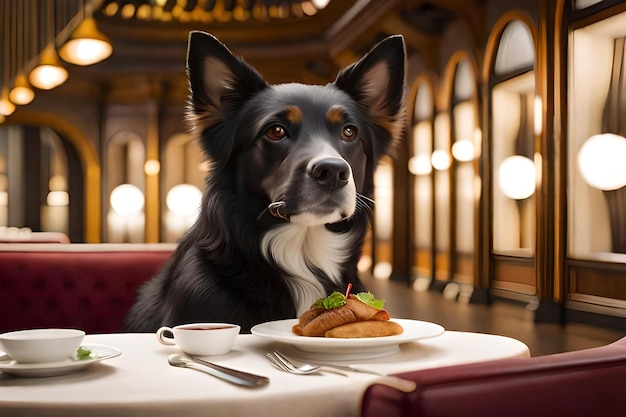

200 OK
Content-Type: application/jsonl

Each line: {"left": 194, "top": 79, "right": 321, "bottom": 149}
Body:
{"left": 1, "top": 0, "right": 487, "bottom": 109}
{"left": 99, "top": 0, "right": 331, "bottom": 23}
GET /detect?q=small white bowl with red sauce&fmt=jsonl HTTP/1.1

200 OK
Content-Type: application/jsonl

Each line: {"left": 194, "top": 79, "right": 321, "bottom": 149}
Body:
{"left": 156, "top": 323, "right": 240, "bottom": 356}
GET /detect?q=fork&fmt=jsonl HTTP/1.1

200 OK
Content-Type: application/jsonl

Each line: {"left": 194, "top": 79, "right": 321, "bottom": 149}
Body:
{"left": 267, "top": 351, "right": 417, "bottom": 393}
{"left": 265, "top": 351, "right": 346, "bottom": 376}
{"left": 265, "top": 352, "right": 318, "bottom": 374}
{"left": 270, "top": 351, "right": 386, "bottom": 376}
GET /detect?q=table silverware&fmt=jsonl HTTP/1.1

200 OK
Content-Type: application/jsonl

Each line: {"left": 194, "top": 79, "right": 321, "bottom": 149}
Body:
{"left": 266, "top": 351, "right": 347, "bottom": 376}
{"left": 271, "top": 351, "right": 386, "bottom": 376}
{"left": 267, "top": 351, "right": 416, "bottom": 392}
{"left": 266, "top": 352, "right": 318, "bottom": 374}
{"left": 167, "top": 354, "right": 269, "bottom": 388}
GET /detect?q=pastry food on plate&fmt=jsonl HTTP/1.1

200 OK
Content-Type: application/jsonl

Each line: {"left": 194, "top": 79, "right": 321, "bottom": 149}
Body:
{"left": 292, "top": 288, "right": 404, "bottom": 338}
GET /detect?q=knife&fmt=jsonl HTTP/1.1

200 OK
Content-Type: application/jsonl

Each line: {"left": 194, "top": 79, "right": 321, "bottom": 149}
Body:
{"left": 168, "top": 354, "right": 269, "bottom": 388}
{"left": 190, "top": 355, "right": 270, "bottom": 387}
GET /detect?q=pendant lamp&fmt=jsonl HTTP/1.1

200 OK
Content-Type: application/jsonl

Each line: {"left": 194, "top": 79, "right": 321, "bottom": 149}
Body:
{"left": 59, "top": 17, "right": 112, "bottom": 66}
{"left": 9, "top": 74, "right": 35, "bottom": 105}
{"left": 0, "top": 86, "right": 15, "bottom": 116}
{"left": 29, "top": 45, "right": 69, "bottom": 90}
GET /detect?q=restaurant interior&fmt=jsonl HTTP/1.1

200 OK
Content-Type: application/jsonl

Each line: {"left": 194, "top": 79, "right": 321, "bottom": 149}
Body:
{"left": 3, "top": 1, "right": 626, "bottom": 415}
{"left": 1, "top": 0, "right": 626, "bottom": 354}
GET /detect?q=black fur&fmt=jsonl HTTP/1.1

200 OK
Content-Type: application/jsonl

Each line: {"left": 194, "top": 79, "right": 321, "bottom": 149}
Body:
{"left": 125, "top": 32, "right": 406, "bottom": 333}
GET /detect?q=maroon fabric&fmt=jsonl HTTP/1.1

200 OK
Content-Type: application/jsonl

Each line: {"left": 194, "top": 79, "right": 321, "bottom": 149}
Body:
{"left": 361, "top": 336, "right": 626, "bottom": 417}
{"left": 0, "top": 250, "right": 172, "bottom": 334}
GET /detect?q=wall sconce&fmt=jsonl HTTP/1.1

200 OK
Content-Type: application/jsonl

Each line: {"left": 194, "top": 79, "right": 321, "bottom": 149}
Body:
{"left": 166, "top": 184, "right": 202, "bottom": 217}
{"left": 144, "top": 159, "right": 161, "bottom": 176}
{"left": 578, "top": 133, "right": 626, "bottom": 190}
{"left": 408, "top": 154, "right": 432, "bottom": 175}
{"left": 431, "top": 149, "right": 451, "bottom": 171}
{"left": 165, "top": 184, "right": 202, "bottom": 241}
{"left": 110, "top": 183, "right": 144, "bottom": 214}
{"left": 47, "top": 175, "right": 69, "bottom": 206}
{"left": 46, "top": 191, "right": 69, "bottom": 206}
{"left": 29, "top": 45, "right": 69, "bottom": 90}
{"left": 109, "top": 183, "right": 145, "bottom": 242}
{"left": 9, "top": 74, "right": 35, "bottom": 105}
{"left": 451, "top": 139, "right": 474, "bottom": 162}
{"left": 59, "top": 18, "right": 113, "bottom": 66}
{"left": 373, "top": 262, "right": 393, "bottom": 280}
{"left": 498, "top": 155, "right": 535, "bottom": 199}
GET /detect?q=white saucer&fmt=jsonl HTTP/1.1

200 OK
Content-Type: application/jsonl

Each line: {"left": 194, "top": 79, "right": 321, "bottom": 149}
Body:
{"left": 251, "top": 318, "right": 445, "bottom": 361}
{"left": 0, "top": 344, "right": 121, "bottom": 377}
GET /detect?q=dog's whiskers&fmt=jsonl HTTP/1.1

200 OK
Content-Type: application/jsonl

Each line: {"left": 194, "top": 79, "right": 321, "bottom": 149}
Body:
{"left": 259, "top": 195, "right": 373, "bottom": 223}
{"left": 336, "top": 194, "right": 375, "bottom": 224}
{"left": 356, "top": 194, "right": 375, "bottom": 214}
{"left": 357, "top": 193, "right": 375, "bottom": 207}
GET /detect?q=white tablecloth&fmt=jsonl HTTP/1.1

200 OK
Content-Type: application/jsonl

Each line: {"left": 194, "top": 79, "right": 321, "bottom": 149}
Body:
{"left": 0, "top": 331, "right": 529, "bottom": 417}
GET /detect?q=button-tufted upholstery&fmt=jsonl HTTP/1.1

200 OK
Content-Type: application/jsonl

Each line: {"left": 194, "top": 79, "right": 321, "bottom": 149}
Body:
{"left": 360, "top": 335, "right": 626, "bottom": 417}
{"left": 0, "top": 243, "right": 176, "bottom": 334}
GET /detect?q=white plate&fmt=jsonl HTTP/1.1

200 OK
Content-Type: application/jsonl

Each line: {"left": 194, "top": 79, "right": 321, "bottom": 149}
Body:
{"left": 251, "top": 318, "right": 445, "bottom": 361}
{"left": 0, "top": 344, "right": 121, "bottom": 378}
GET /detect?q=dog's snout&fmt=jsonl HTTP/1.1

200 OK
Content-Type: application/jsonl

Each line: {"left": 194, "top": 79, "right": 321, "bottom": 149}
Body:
{"left": 309, "top": 157, "right": 351, "bottom": 190}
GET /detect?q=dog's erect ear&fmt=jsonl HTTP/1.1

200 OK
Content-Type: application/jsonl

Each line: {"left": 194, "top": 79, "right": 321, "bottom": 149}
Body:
{"left": 186, "top": 31, "right": 268, "bottom": 132}
{"left": 334, "top": 35, "right": 406, "bottom": 149}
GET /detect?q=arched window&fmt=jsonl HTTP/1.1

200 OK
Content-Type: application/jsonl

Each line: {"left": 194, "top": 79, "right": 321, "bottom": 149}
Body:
{"left": 0, "top": 125, "right": 83, "bottom": 241}
{"left": 106, "top": 131, "right": 146, "bottom": 243}
{"left": 484, "top": 14, "right": 539, "bottom": 302}
{"left": 450, "top": 56, "right": 478, "bottom": 302}
{"left": 408, "top": 77, "right": 435, "bottom": 290}
{"left": 491, "top": 19, "right": 536, "bottom": 255}
{"left": 162, "top": 133, "right": 204, "bottom": 242}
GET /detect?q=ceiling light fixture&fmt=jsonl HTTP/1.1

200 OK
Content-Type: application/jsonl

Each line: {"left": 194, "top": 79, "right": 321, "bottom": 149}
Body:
{"left": 28, "top": 0, "right": 69, "bottom": 90}
{"left": 29, "top": 45, "right": 69, "bottom": 90}
{"left": 59, "top": 17, "right": 113, "bottom": 66}
{"left": 0, "top": 0, "right": 16, "bottom": 114}
{"left": 312, "top": 0, "right": 331, "bottom": 10}
{"left": 7, "top": 1, "right": 35, "bottom": 106}
{"left": 9, "top": 73, "right": 35, "bottom": 105}
{"left": 0, "top": 87, "right": 16, "bottom": 116}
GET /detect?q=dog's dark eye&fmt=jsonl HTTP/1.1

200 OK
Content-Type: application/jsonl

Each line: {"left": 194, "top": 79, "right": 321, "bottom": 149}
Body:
{"left": 264, "top": 125, "right": 288, "bottom": 142}
{"left": 341, "top": 125, "right": 358, "bottom": 142}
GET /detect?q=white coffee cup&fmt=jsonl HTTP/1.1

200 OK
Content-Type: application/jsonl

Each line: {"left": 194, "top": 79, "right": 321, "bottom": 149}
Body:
{"left": 156, "top": 323, "right": 240, "bottom": 356}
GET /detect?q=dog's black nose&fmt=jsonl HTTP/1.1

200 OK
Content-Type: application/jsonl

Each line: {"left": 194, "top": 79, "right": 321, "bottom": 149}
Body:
{"left": 309, "top": 157, "right": 351, "bottom": 190}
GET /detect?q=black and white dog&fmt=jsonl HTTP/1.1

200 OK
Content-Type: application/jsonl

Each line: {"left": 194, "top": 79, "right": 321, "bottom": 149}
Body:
{"left": 125, "top": 32, "right": 406, "bottom": 333}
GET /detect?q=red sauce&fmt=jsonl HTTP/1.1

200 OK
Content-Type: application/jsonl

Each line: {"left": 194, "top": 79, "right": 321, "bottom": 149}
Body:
{"left": 184, "top": 326, "right": 234, "bottom": 331}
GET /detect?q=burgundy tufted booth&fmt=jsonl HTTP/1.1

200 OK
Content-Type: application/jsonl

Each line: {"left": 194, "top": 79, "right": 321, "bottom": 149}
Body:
{"left": 0, "top": 243, "right": 176, "bottom": 334}
{"left": 361, "top": 335, "right": 626, "bottom": 417}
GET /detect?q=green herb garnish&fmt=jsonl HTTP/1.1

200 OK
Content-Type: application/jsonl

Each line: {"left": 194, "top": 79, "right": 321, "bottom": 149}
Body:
{"left": 311, "top": 290, "right": 385, "bottom": 310}
{"left": 355, "top": 292, "right": 385, "bottom": 310}
{"left": 76, "top": 346, "right": 93, "bottom": 360}
{"left": 312, "top": 291, "right": 347, "bottom": 309}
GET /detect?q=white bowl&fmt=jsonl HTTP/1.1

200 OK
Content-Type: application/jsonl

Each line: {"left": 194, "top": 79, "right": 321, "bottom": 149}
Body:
{"left": 156, "top": 323, "right": 240, "bottom": 356}
{"left": 0, "top": 328, "right": 85, "bottom": 364}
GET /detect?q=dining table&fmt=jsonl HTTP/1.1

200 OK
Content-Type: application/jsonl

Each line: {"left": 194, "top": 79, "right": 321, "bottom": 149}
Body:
{"left": 0, "top": 327, "right": 530, "bottom": 417}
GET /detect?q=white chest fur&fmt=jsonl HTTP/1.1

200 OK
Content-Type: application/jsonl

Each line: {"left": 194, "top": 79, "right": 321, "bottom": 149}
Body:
{"left": 260, "top": 223, "right": 354, "bottom": 315}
